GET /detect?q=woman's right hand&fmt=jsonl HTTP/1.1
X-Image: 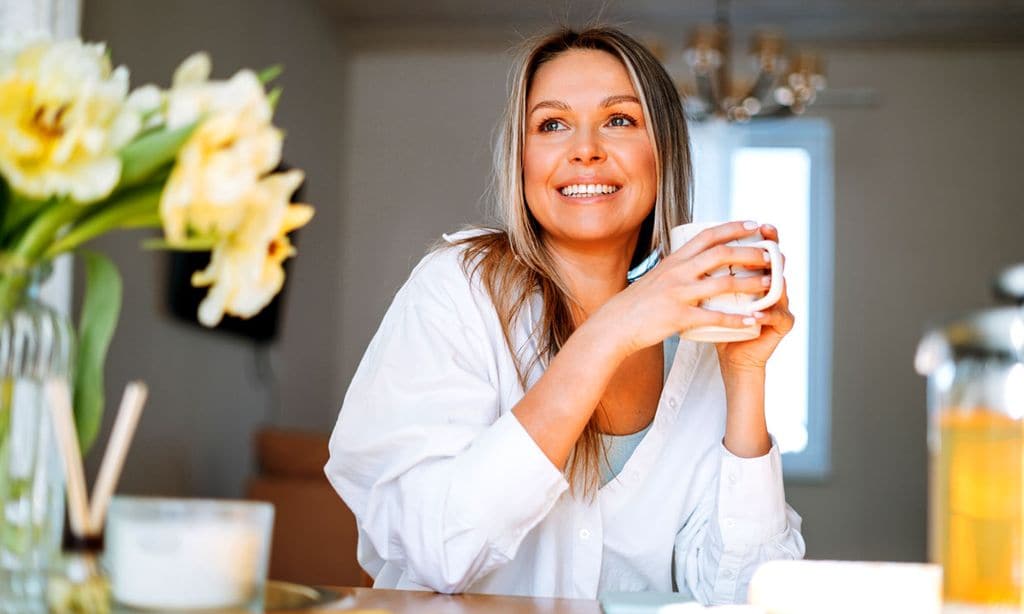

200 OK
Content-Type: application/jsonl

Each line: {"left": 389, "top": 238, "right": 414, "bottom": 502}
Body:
{"left": 593, "top": 221, "right": 774, "bottom": 359}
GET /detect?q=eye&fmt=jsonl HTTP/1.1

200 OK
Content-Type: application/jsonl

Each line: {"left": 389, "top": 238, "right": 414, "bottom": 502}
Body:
{"left": 608, "top": 114, "right": 637, "bottom": 127}
{"left": 538, "top": 118, "right": 566, "bottom": 132}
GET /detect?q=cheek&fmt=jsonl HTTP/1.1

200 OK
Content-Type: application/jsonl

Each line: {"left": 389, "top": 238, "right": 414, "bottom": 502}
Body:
{"left": 626, "top": 141, "right": 658, "bottom": 189}
{"left": 522, "top": 141, "right": 557, "bottom": 188}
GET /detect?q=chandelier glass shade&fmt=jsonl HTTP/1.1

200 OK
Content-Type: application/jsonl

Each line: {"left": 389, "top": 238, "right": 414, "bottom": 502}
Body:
{"left": 681, "top": 21, "right": 826, "bottom": 122}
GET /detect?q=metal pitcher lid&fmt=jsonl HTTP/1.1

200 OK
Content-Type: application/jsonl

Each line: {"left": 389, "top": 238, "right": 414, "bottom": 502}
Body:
{"left": 995, "top": 263, "right": 1024, "bottom": 303}
{"left": 915, "top": 307, "right": 1024, "bottom": 375}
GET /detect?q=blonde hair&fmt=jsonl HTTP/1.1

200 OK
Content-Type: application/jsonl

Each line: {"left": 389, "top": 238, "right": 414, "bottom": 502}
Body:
{"left": 449, "top": 26, "right": 693, "bottom": 497}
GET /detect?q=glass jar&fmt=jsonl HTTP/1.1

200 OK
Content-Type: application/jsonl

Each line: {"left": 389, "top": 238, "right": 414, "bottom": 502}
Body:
{"left": 105, "top": 497, "right": 273, "bottom": 612}
{"left": 47, "top": 535, "right": 110, "bottom": 614}
{"left": 917, "top": 303, "right": 1024, "bottom": 609}
{"left": 0, "top": 263, "right": 75, "bottom": 613}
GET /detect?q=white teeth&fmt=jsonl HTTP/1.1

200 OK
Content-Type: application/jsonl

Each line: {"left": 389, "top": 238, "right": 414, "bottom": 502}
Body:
{"left": 559, "top": 183, "right": 620, "bottom": 197}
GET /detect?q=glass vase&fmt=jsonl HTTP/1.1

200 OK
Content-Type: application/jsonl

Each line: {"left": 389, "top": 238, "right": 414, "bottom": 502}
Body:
{"left": 0, "top": 264, "right": 75, "bottom": 614}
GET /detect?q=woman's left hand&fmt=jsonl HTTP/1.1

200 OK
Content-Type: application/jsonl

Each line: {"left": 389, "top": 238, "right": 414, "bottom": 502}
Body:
{"left": 715, "top": 224, "right": 795, "bottom": 375}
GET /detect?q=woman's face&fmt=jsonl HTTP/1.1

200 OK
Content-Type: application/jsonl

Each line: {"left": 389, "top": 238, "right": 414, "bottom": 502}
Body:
{"left": 523, "top": 49, "right": 657, "bottom": 252}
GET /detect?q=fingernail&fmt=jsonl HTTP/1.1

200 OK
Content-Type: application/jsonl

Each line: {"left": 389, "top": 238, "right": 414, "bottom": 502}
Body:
{"left": 764, "top": 224, "right": 777, "bottom": 233}
{"left": 753, "top": 311, "right": 766, "bottom": 319}
{"left": 762, "top": 251, "right": 770, "bottom": 263}
{"left": 742, "top": 317, "right": 757, "bottom": 325}
{"left": 761, "top": 275, "right": 771, "bottom": 287}
{"left": 743, "top": 221, "right": 758, "bottom": 230}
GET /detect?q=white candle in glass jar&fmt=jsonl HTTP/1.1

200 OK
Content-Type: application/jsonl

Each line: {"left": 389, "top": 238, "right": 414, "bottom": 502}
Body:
{"left": 105, "top": 497, "right": 274, "bottom": 610}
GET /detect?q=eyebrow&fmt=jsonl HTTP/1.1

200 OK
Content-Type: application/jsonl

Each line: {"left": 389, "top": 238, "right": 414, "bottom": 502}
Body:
{"left": 528, "top": 94, "right": 641, "bottom": 116}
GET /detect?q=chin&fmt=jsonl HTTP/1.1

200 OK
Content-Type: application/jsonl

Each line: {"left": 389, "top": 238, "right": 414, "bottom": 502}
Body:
{"left": 546, "top": 219, "right": 636, "bottom": 245}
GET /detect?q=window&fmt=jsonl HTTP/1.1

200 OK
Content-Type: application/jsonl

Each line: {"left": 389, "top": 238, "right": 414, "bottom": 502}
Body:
{"left": 689, "top": 119, "right": 834, "bottom": 480}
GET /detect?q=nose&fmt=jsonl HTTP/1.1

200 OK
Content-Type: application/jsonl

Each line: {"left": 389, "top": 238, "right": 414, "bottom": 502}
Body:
{"left": 569, "top": 126, "right": 606, "bottom": 165}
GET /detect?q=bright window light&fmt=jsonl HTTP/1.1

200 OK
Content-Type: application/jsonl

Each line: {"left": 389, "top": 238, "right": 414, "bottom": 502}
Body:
{"left": 690, "top": 119, "right": 833, "bottom": 480}
{"left": 730, "top": 148, "right": 811, "bottom": 454}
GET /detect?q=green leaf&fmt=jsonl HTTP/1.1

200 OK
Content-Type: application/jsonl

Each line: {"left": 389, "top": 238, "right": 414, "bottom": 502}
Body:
{"left": 118, "top": 122, "right": 197, "bottom": 190}
{"left": 267, "top": 86, "right": 282, "bottom": 111}
{"left": 141, "top": 236, "right": 216, "bottom": 252}
{"left": 257, "top": 64, "right": 283, "bottom": 84}
{"left": 74, "top": 251, "right": 122, "bottom": 452}
{"left": 0, "top": 379, "right": 11, "bottom": 447}
{"left": 119, "top": 211, "right": 162, "bottom": 229}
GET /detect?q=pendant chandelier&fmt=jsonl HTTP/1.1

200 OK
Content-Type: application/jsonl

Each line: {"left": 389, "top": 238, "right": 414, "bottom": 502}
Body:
{"left": 681, "top": 0, "right": 826, "bottom": 122}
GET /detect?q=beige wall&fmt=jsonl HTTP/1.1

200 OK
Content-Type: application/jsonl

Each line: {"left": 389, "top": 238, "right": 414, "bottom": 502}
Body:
{"left": 80, "top": 1, "right": 1024, "bottom": 563}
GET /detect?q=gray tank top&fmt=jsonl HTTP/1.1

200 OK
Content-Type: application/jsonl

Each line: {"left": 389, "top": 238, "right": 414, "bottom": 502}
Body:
{"left": 598, "top": 336, "right": 679, "bottom": 486}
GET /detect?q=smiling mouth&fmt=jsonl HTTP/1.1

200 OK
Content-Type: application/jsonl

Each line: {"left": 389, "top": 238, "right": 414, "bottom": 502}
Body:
{"left": 558, "top": 183, "right": 622, "bottom": 198}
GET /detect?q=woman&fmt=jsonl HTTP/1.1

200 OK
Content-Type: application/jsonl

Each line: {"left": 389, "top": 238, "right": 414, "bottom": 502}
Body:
{"left": 326, "top": 26, "right": 805, "bottom": 604}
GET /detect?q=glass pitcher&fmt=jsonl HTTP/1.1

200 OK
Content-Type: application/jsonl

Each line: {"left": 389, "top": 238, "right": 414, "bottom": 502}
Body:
{"left": 916, "top": 266, "right": 1024, "bottom": 608}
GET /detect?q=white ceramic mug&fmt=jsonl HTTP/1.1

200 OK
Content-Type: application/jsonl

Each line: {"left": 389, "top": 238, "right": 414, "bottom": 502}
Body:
{"left": 669, "top": 221, "right": 784, "bottom": 343}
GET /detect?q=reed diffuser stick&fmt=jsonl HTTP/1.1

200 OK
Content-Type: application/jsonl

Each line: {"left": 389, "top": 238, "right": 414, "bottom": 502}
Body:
{"left": 46, "top": 379, "right": 92, "bottom": 538}
{"left": 88, "top": 381, "right": 148, "bottom": 534}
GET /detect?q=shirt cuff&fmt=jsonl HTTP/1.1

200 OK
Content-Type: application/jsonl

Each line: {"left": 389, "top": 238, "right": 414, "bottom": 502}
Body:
{"left": 714, "top": 437, "right": 788, "bottom": 549}
{"left": 450, "top": 411, "right": 570, "bottom": 556}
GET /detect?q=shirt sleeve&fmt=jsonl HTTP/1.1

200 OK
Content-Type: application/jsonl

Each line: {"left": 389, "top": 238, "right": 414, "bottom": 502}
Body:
{"left": 673, "top": 439, "right": 806, "bottom": 605}
{"left": 325, "top": 272, "right": 569, "bottom": 594}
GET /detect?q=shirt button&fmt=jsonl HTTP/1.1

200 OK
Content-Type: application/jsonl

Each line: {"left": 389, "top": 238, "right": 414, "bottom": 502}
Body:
{"left": 728, "top": 472, "right": 739, "bottom": 485}
{"left": 723, "top": 518, "right": 737, "bottom": 529}
{"left": 722, "top": 569, "right": 736, "bottom": 580}
{"left": 579, "top": 529, "right": 591, "bottom": 540}
{"left": 668, "top": 397, "right": 678, "bottom": 409}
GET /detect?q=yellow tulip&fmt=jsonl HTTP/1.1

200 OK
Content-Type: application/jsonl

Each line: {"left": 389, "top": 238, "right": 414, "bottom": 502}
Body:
{"left": 160, "top": 111, "right": 282, "bottom": 242}
{"left": 190, "top": 170, "right": 313, "bottom": 326}
{"left": 165, "top": 53, "right": 273, "bottom": 132}
{"left": 158, "top": 52, "right": 311, "bottom": 327}
{"left": 159, "top": 54, "right": 281, "bottom": 243}
{"left": 0, "top": 39, "right": 140, "bottom": 202}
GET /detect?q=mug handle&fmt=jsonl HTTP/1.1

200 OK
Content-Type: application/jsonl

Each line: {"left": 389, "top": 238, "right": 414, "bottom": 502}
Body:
{"left": 746, "top": 240, "right": 784, "bottom": 313}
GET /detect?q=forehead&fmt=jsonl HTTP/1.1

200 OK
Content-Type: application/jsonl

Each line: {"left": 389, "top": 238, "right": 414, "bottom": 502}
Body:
{"left": 527, "top": 49, "right": 638, "bottom": 105}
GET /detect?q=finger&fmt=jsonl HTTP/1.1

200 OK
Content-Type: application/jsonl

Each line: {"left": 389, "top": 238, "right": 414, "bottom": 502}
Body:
{"left": 686, "top": 245, "right": 771, "bottom": 278}
{"left": 737, "top": 250, "right": 786, "bottom": 273}
{"left": 775, "top": 277, "right": 789, "bottom": 310}
{"left": 671, "top": 221, "right": 762, "bottom": 261}
{"left": 750, "top": 305, "right": 795, "bottom": 335}
{"left": 682, "top": 306, "right": 757, "bottom": 331}
{"left": 759, "top": 224, "right": 779, "bottom": 242}
{"left": 683, "top": 274, "right": 771, "bottom": 303}
{"left": 735, "top": 271, "right": 790, "bottom": 310}
{"left": 749, "top": 276, "right": 789, "bottom": 311}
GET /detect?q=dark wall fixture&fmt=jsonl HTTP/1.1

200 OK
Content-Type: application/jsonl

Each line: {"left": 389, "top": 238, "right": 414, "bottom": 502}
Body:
{"left": 165, "top": 165, "right": 304, "bottom": 344}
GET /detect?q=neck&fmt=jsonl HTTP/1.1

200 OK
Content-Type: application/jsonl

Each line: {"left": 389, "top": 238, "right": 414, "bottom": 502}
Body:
{"left": 542, "top": 233, "right": 640, "bottom": 318}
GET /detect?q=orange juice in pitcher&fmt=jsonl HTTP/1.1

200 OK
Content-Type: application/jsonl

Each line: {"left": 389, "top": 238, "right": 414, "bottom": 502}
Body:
{"left": 933, "top": 409, "right": 1024, "bottom": 605}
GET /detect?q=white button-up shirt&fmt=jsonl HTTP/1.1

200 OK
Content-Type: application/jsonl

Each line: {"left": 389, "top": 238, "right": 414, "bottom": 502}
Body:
{"left": 325, "top": 231, "right": 805, "bottom": 604}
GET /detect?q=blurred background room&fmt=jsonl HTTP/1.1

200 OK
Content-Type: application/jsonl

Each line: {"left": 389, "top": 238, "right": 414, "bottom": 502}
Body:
{"left": 68, "top": 0, "right": 1024, "bottom": 588}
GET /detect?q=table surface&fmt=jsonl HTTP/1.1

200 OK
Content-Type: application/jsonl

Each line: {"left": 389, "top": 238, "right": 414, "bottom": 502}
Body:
{"left": 318, "top": 587, "right": 602, "bottom": 614}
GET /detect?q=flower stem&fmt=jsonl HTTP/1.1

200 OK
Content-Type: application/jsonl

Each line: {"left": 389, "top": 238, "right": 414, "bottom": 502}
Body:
{"left": 0, "top": 199, "right": 80, "bottom": 318}
{"left": 15, "top": 199, "right": 82, "bottom": 262}
{"left": 44, "top": 185, "right": 162, "bottom": 260}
